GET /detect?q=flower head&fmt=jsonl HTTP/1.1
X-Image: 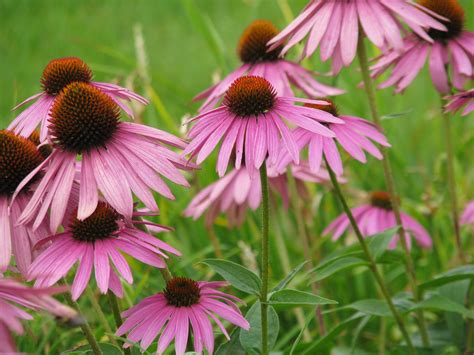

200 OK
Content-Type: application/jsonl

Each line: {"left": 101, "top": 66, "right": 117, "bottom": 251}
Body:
{"left": 194, "top": 20, "right": 343, "bottom": 112}
{"left": 9, "top": 57, "right": 148, "bottom": 141}
{"left": 267, "top": 0, "right": 446, "bottom": 74}
{"left": 444, "top": 89, "right": 474, "bottom": 116}
{"left": 0, "top": 276, "right": 75, "bottom": 352}
{"left": 461, "top": 200, "right": 474, "bottom": 226}
{"left": 117, "top": 277, "right": 249, "bottom": 355}
{"left": 27, "top": 202, "right": 180, "bottom": 300}
{"left": 323, "top": 191, "right": 432, "bottom": 249}
{"left": 184, "top": 161, "right": 335, "bottom": 227}
{"left": 186, "top": 75, "right": 343, "bottom": 177}
{"left": 276, "top": 100, "right": 390, "bottom": 176}
{"left": 371, "top": 0, "right": 472, "bottom": 93}
{"left": 0, "top": 130, "right": 50, "bottom": 274}
{"left": 14, "top": 82, "right": 191, "bottom": 233}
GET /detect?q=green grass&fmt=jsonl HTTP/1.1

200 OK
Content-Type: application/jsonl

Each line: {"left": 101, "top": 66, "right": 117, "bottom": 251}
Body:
{"left": 1, "top": 0, "right": 473, "bottom": 353}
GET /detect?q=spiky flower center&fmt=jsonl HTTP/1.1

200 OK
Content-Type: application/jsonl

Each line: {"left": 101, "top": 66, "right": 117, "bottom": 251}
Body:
{"left": 70, "top": 202, "right": 121, "bottom": 243}
{"left": 0, "top": 130, "right": 44, "bottom": 196}
{"left": 28, "top": 131, "right": 53, "bottom": 159}
{"left": 49, "top": 82, "right": 120, "bottom": 153}
{"left": 304, "top": 100, "right": 339, "bottom": 117}
{"left": 164, "top": 277, "right": 201, "bottom": 307}
{"left": 224, "top": 76, "right": 276, "bottom": 117}
{"left": 238, "top": 20, "right": 283, "bottom": 63}
{"left": 419, "top": 0, "right": 464, "bottom": 40}
{"left": 370, "top": 191, "right": 393, "bottom": 210}
{"left": 41, "top": 57, "right": 93, "bottom": 96}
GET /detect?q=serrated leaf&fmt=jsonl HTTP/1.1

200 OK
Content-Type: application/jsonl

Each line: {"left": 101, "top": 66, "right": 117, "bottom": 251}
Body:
{"left": 272, "top": 261, "right": 308, "bottom": 292}
{"left": 311, "top": 257, "right": 369, "bottom": 282}
{"left": 269, "top": 289, "right": 338, "bottom": 306}
{"left": 239, "top": 301, "right": 279, "bottom": 354}
{"left": 419, "top": 265, "right": 474, "bottom": 289}
{"left": 410, "top": 294, "right": 474, "bottom": 319}
{"left": 201, "top": 259, "right": 261, "bottom": 295}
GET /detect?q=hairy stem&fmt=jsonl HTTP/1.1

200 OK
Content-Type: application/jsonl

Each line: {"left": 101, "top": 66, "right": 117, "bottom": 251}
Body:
{"left": 260, "top": 163, "right": 270, "bottom": 355}
{"left": 326, "top": 161, "right": 416, "bottom": 354}
{"left": 440, "top": 97, "right": 466, "bottom": 263}
{"left": 61, "top": 281, "right": 103, "bottom": 355}
{"left": 107, "top": 293, "right": 131, "bottom": 355}
{"left": 357, "top": 34, "right": 429, "bottom": 347}
{"left": 85, "top": 287, "right": 117, "bottom": 346}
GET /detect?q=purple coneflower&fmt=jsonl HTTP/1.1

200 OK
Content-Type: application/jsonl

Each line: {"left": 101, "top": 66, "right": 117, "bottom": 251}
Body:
{"left": 371, "top": 0, "right": 473, "bottom": 93}
{"left": 461, "top": 200, "right": 474, "bottom": 225}
{"left": 116, "top": 277, "right": 249, "bottom": 355}
{"left": 14, "top": 82, "right": 190, "bottom": 232}
{"left": 0, "top": 276, "right": 75, "bottom": 353}
{"left": 185, "top": 75, "right": 343, "bottom": 177}
{"left": 323, "top": 191, "right": 432, "bottom": 249}
{"left": 267, "top": 0, "right": 446, "bottom": 74}
{"left": 9, "top": 57, "right": 148, "bottom": 142}
{"left": 445, "top": 89, "right": 474, "bottom": 116}
{"left": 184, "top": 161, "right": 333, "bottom": 227}
{"left": 195, "top": 20, "right": 343, "bottom": 112}
{"left": 0, "top": 130, "right": 50, "bottom": 274}
{"left": 27, "top": 202, "right": 180, "bottom": 300}
{"left": 276, "top": 100, "right": 390, "bottom": 176}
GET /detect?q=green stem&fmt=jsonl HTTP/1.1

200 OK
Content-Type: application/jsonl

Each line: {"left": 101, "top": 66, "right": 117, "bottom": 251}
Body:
{"left": 160, "top": 267, "right": 173, "bottom": 283}
{"left": 61, "top": 282, "right": 103, "bottom": 355}
{"left": 326, "top": 161, "right": 416, "bottom": 354}
{"left": 107, "top": 293, "right": 131, "bottom": 355}
{"left": 440, "top": 98, "right": 466, "bottom": 263}
{"left": 260, "top": 163, "right": 270, "bottom": 355}
{"left": 357, "top": 34, "right": 429, "bottom": 348}
{"left": 85, "top": 287, "right": 117, "bottom": 346}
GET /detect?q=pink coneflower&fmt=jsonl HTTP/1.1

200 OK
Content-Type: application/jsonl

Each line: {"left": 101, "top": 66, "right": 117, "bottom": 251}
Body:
{"left": 323, "top": 191, "right": 432, "bottom": 249}
{"left": 14, "top": 82, "right": 190, "bottom": 232}
{"left": 0, "top": 130, "right": 50, "bottom": 274}
{"left": 445, "top": 89, "right": 474, "bottom": 116}
{"left": 276, "top": 100, "right": 390, "bottom": 176}
{"left": 9, "top": 57, "right": 148, "bottom": 142}
{"left": 184, "top": 161, "right": 333, "bottom": 227}
{"left": 371, "top": 0, "right": 473, "bottom": 94}
{"left": 116, "top": 277, "right": 249, "bottom": 355}
{"left": 267, "top": 0, "right": 446, "bottom": 74}
{"left": 461, "top": 200, "right": 474, "bottom": 225}
{"left": 185, "top": 75, "right": 343, "bottom": 177}
{"left": 27, "top": 202, "right": 180, "bottom": 300}
{"left": 194, "top": 20, "right": 343, "bottom": 112}
{"left": 0, "top": 276, "right": 75, "bottom": 352}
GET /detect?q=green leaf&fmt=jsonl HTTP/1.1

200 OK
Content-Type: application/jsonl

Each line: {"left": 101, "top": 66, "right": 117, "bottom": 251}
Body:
{"left": 201, "top": 259, "right": 261, "bottom": 295}
{"left": 62, "top": 343, "right": 122, "bottom": 355}
{"left": 239, "top": 301, "right": 279, "bottom": 354}
{"left": 381, "top": 109, "right": 413, "bottom": 120}
{"left": 298, "top": 313, "right": 366, "bottom": 354}
{"left": 345, "top": 299, "right": 392, "bottom": 317}
{"left": 311, "top": 257, "right": 369, "bottom": 282}
{"left": 367, "top": 227, "right": 400, "bottom": 260}
{"left": 216, "top": 327, "right": 245, "bottom": 355}
{"left": 272, "top": 261, "right": 308, "bottom": 292}
{"left": 314, "top": 244, "right": 363, "bottom": 271}
{"left": 269, "top": 289, "right": 338, "bottom": 306}
{"left": 410, "top": 294, "right": 474, "bottom": 318}
{"left": 419, "top": 265, "right": 474, "bottom": 289}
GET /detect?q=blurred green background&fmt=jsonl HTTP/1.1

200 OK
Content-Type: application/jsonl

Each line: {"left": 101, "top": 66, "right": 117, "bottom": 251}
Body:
{"left": 1, "top": 0, "right": 473, "bottom": 353}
